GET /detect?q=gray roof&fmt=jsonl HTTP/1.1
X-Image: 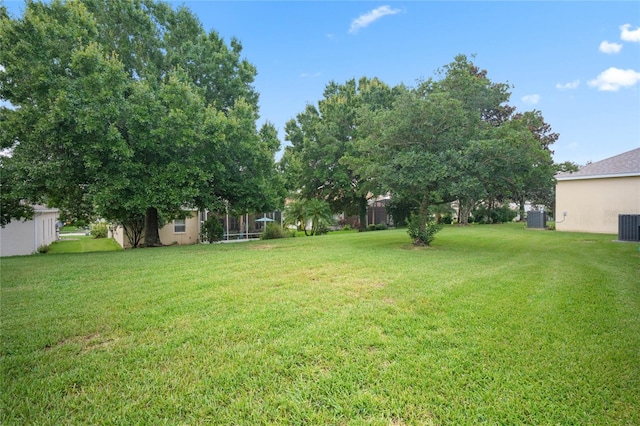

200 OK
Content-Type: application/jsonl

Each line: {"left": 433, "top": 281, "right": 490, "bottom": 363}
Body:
{"left": 556, "top": 147, "right": 640, "bottom": 181}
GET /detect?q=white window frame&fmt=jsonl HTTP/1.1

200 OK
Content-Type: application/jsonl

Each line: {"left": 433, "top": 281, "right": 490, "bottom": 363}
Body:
{"left": 174, "top": 218, "right": 186, "bottom": 233}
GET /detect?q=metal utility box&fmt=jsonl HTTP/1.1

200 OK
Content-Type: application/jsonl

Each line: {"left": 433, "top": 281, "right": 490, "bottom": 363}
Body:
{"left": 618, "top": 214, "right": 640, "bottom": 242}
{"left": 527, "top": 211, "right": 547, "bottom": 229}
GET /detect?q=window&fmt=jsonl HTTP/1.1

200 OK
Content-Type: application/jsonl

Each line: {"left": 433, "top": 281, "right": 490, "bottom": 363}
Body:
{"left": 174, "top": 219, "right": 186, "bottom": 233}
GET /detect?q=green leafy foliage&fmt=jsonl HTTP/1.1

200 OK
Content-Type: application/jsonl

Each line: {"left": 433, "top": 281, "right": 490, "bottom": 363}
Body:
{"left": 366, "top": 223, "right": 388, "bottom": 231}
{"left": 303, "top": 198, "right": 333, "bottom": 236}
{"left": 407, "top": 214, "right": 442, "bottom": 246}
{"left": 201, "top": 216, "right": 224, "bottom": 243}
{"left": 260, "top": 223, "right": 285, "bottom": 240}
{"left": 281, "top": 78, "right": 395, "bottom": 230}
{"left": 472, "top": 204, "right": 517, "bottom": 224}
{"left": 0, "top": 0, "right": 280, "bottom": 240}
{"left": 283, "top": 198, "right": 333, "bottom": 236}
{"left": 283, "top": 199, "right": 307, "bottom": 232}
{"left": 36, "top": 244, "right": 50, "bottom": 254}
{"left": 90, "top": 222, "right": 108, "bottom": 239}
{"left": 348, "top": 55, "right": 557, "bottom": 239}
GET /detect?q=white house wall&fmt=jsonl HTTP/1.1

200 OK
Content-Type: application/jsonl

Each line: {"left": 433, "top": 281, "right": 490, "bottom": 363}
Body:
{"left": 0, "top": 211, "right": 59, "bottom": 257}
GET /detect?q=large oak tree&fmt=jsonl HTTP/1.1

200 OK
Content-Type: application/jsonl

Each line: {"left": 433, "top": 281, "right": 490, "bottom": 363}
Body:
{"left": 352, "top": 86, "right": 469, "bottom": 244}
{"left": 0, "top": 0, "right": 280, "bottom": 245}
{"left": 281, "top": 77, "right": 395, "bottom": 230}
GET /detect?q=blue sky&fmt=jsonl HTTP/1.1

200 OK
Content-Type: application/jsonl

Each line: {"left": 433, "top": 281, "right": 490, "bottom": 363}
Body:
{"left": 4, "top": 1, "right": 640, "bottom": 165}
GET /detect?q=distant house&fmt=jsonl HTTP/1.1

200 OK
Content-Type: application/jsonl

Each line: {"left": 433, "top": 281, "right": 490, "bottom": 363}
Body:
{"left": 555, "top": 148, "right": 640, "bottom": 234}
{"left": 110, "top": 209, "right": 201, "bottom": 249}
{"left": 110, "top": 209, "right": 283, "bottom": 248}
{"left": 0, "top": 205, "right": 59, "bottom": 257}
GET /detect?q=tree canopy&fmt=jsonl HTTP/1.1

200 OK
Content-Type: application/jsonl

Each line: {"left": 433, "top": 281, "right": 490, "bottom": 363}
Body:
{"left": 281, "top": 77, "right": 395, "bottom": 230}
{"left": 1, "top": 2, "right": 560, "bottom": 250}
{"left": 0, "top": 0, "right": 280, "bottom": 245}
{"left": 281, "top": 55, "right": 559, "bottom": 245}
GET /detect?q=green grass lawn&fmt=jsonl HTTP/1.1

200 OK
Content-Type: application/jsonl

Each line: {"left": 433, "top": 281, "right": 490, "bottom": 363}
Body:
{"left": 2, "top": 224, "right": 639, "bottom": 424}
{"left": 49, "top": 236, "right": 123, "bottom": 254}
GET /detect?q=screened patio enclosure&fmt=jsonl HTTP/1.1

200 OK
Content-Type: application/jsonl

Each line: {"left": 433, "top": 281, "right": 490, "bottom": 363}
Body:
{"left": 203, "top": 210, "right": 283, "bottom": 241}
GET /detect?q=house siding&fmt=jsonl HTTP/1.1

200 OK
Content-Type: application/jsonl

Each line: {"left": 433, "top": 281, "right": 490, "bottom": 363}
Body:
{"left": 555, "top": 175, "right": 640, "bottom": 234}
{"left": 158, "top": 216, "right": 199, "bottom": 246}
{"left": 110, "top": 211, "right": 200, "bottom": 248}
{"left": 0, "top": 210, "right": 59, "bottom": 257}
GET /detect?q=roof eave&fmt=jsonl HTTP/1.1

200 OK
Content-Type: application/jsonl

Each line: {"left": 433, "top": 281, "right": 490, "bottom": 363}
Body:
{"left": 556, "top": 172, "right": 640, "bottom": 181}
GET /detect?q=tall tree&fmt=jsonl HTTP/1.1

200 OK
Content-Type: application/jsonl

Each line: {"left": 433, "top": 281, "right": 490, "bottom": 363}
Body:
{"left": 353, "top": 87, "right": 469, "bottom": 245}
{"left": 510, "top": 110, "right": 559, "bottom": 217}
{"left": 0, "top": 0, "right": 278, "bottom": 245}
{"left": 419, "top": 55, "right": 516, "bottom": 224}
{"left": 281, "top": 77, "right": 395, "bottom": 230}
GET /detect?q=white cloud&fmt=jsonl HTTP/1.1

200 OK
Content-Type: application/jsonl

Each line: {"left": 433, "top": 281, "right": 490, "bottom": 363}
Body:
{"left": 599, "top": 40, "right": 622, "bottom": 54}
{"left": 521, "top": 94, "right": 540, "bottom": 105}
{"left": 620, "top": 24, "right": 640, "bottom": 42}
{"left": 300, "top": 72, "right": 322, "bottom": 78}
{"left": 556, "top": 80, "right": 580, "bottom": 90}
{"left": 349, "top": 5, "right": 401, "bottom": 34}
{"left": 588, "top": 67, "right": 640, "bottom": 91}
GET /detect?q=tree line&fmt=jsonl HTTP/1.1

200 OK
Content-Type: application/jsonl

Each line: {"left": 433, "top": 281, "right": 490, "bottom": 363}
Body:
{"left": 281, "top": 56, "right": 577, "bottom": 245}
{"left": 1, "top": 1, "right": 574, "bottom": 247}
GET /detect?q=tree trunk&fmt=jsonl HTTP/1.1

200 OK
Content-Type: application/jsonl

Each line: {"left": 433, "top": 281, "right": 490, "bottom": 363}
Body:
{"left": 419, "top": 195, "right": 429, "bottom": 233}
{"left": 458, "top": 199, "right": 471, "bottom": 226}
{"left": 358, "top": 196, "right": 367, "bottom": 232}
{"left": 518, "top": 196, "right": 526, "bottom": 222}
{"left": 122, "top": 214, "right": 145, "bottom": 248}
{"left": 144, "top": 206, "right": 161, "bottom": 247}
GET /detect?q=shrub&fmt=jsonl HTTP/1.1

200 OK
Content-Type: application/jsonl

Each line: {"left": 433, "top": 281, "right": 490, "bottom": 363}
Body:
{"left": 201, "top": 216, "right": 224, "bottom": 243}
{"left": 37, "top": 244, "right": 50, "bottom": 254}
{"left": 440, "top": 213, "right": 454, "bottom": 225}
{"left": 473, "top": 205, "right": 517, "bottom": 224}
{"left": 367, "top": 224, "right": 377, "bottom": 231}
{"left": 407, "top": 214, "right": 442, "bottom": 246}
{"left": 493, "top": 205, "right": 517, "bottom": 223}
{"left": 375, "top": 223, "right": 388, "bottom": 231}
{"left": 261, "top": 223, "right": 285, "bottom": 240}
{"left": 342, "top": 224, "right": 351, "bottom": 231}
{"left": 315, "top": 223, "right": 329, "bottom": 236}
{"left": 90, "top": 222, "right": 108, "bottom": 239}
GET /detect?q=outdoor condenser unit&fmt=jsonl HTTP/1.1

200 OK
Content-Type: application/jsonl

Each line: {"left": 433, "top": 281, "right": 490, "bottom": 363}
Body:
{"left": 527, "top": 211, "right": 547, "bottom": 229}
{"left": 618, "top": 214, "right": 640, "bottom": 242}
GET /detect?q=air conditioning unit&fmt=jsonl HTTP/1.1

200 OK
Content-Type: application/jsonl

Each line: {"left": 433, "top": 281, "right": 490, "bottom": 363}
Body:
{"left": 527, "top": 210, "right": 547, "bottom": 229}
{"left": 618, "top": 214, "right": 640, "bottom": 242}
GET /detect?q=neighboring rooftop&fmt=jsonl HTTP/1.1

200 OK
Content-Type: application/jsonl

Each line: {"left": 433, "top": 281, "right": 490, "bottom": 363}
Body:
{"left": 556, "top": 147, "right": 640, "bottom": 180}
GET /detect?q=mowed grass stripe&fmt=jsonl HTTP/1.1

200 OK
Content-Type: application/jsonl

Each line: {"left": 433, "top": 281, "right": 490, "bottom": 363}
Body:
{"left": 2, "top": 224, "right": 639, "bottom": 424}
